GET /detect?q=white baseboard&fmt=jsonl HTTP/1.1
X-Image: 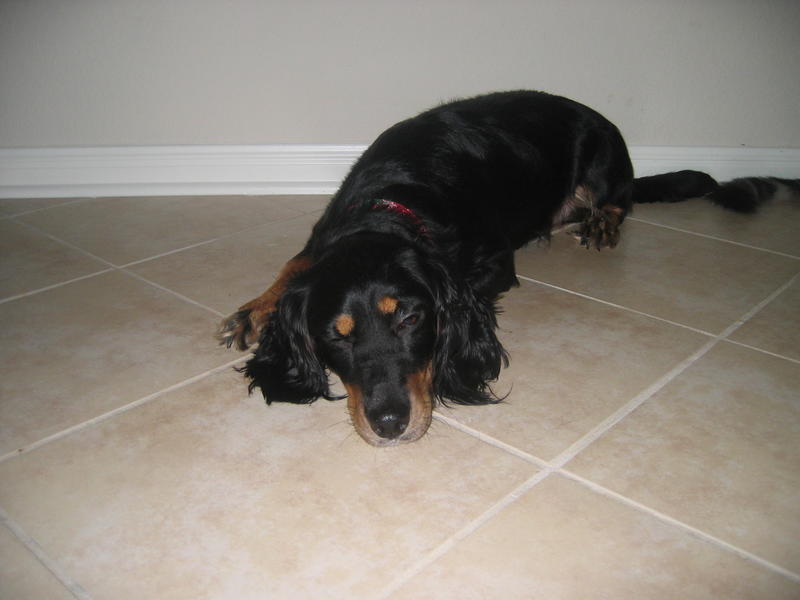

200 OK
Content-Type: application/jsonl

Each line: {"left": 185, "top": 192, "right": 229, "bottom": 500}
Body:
{"left": 629, "top": 146, "right": 800, "bottom": 181}
{"left": 1, "top": 144, "right": 798, "bottom": 199}
{"left": 0, "top": 145, "right": 364, "bottom": 199}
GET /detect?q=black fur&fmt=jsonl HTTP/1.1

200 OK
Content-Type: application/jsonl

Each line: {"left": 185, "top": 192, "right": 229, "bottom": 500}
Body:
{"left": 706, "top": 177, "right": 799, "bottom": 213}
{"left": 633, "top": 170, "right": 718, "bottom": 203}
{"left": 243, "top": 282, "right": 329, "bottom": 404}
{"left": 228, "top": 90, "right": 794, "bottom": 444}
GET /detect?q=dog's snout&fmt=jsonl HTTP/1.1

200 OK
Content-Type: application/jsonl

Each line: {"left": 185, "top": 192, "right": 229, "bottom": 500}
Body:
{"left": 370, "top": 410, "right": 409, "bottom": 439}
{"left": 344, "top": 365, "right": 433, "bottom": 446}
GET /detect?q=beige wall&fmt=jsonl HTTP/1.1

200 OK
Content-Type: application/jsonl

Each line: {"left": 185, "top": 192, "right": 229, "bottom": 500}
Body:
{"left": 1, "top": 0, "right": 798, "bottom": 149}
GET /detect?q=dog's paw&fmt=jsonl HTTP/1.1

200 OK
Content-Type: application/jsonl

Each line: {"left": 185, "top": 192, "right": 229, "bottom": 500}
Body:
{"left": 576, "top": 206, "right": 623, "bottom": 250}
{"left": 216, "top": 308, "right": 261, "bottom": 351}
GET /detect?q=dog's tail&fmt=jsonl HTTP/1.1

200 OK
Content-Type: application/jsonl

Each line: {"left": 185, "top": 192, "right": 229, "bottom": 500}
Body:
{"left": 632, "top": 170, "right": 799, "bottom": 213}
{"left": 704, "top": 177, "right": 799, "bottom": 213}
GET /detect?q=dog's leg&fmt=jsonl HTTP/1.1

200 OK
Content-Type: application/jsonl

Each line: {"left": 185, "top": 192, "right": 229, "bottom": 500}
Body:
{"left": 465, "top": 242, "right": 519, "bottom": 299}
{"left": 217, "top": 254, "right": 311, "bottom": 350}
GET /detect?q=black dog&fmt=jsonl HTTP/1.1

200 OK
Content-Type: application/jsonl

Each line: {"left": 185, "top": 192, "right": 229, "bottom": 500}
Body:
{"left": 219, "top": 90, "right": 793, "bottom": 446}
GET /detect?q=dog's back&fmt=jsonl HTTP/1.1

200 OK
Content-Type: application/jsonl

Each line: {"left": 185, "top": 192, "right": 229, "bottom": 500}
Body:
{"left": 314, "top": 90, "right": 635, "bottom": 253}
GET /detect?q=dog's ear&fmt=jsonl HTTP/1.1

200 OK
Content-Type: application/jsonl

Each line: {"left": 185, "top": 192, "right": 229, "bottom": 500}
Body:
{"left": 242, "top": 281, "right": 329, "bottom": 404}
{"left": 422, "top": 260, "right": 508, "bottom": 405}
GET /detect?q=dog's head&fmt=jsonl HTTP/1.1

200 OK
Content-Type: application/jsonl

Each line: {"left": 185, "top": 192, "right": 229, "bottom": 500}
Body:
{"left": 244, "top": 233, "right": 506, "bottom": 446}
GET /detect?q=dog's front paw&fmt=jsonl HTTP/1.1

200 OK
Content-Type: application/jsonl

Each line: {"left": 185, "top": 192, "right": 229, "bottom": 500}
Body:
{"left": 216, "top": 308, "right": 261, "bottom": 351}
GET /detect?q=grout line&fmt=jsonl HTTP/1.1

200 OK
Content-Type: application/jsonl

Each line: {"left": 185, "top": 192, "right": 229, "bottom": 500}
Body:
{"left": 375, "top": 469, "right": 553, "bottom": 600}
{"left": 10, "top": 218, "right": 118, "bottom": 268}
{"left": 627, "top": 217, "right": 800, "bottom": 260}
{"left": 716, "top": 272, "right": 798, "bottom": 339}
{"left": 120, "top": 269, "right": 226, "bottom": 318}
{"left": 10, "top": 217, "right": 230, "bottom": 319}
{"left": 6, "top": 210, "right": 316, "bottom": 315}
{"left": 117, "top": 238, "right": 223, "bottom": 268}
{"left": 721, "top": 338, "right": 800, "bottom": 365}
{"left": 514, "top": 275, "right": 717, "bottom": 337}
{"left": 530, "top": 272, "right": 798, "bottom": 472}
{"left": 550, "top": 338, "right": 718, "bottom": 469}
{"left": 558, "top": 469, "right": 800, "bottom": 584}
{"left": 0, "top": 268, "right": 115, "bottom": 305}
{"left": 397, "top": 273, "right": 800, "bottom": 595}
{"left": 117, "top": 209, "right": 314, "bottom": 269}
{"left": 424, "top": 409, "right": 800, "bottom": 589}
{"left": 0, "top": 356, "right": 248, "bottom": 463}
{"left": 431, "top": 412, "right": 550, "bottom": 468}
{"left": 4, "top": 197, "right": 92, "bottom": 218}
{"left": 0, "top": 507, "right": 93, "bottom": 600}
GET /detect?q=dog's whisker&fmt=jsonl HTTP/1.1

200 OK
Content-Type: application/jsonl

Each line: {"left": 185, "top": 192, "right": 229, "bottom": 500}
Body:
{"left": 324, "top": 417, "right": 352, "bottom": 432}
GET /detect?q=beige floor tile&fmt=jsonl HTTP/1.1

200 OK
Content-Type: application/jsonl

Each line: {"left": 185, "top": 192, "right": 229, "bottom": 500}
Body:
{"left": 0, "top": 197, "right": 85, "bottom": 217}
{"left": 515, "top": 220, "right": 799, "bottom": 333}
{"left": 728, "top": 277, "right": 800, "bottom": 361}
{"left": 129, "top": 213, "right": 316, "bottom": 315}
{"left": 389, "top": 475, "right": 799, "bottom": 599}
{"left": 568, "top": 342, "right": 800, "bottom": 572}
{"left": 0, "top": 526, "right": 74, "bottom": 600}
{"left": 2, "top": 192, "right": 797, "bottom": 599}
{"left": 631, "top": 189, "right": 800, "bottom": 257}
{"left": 17, "top": 196, "right": 303, "bottom": 266}
{"left": 0, "top": 369, "right": 535, "bottom": 600}
{"left": 269, "top": 194, "right": 330, "bottom": 214}
{"left": 0, "top": 270, "right": 236, "bottom": 455}
{"left": 0, "top": 220, "right": 109, "bottom": 300}
{"left": 440, "top": 280, "right": 709, "bottom": 460}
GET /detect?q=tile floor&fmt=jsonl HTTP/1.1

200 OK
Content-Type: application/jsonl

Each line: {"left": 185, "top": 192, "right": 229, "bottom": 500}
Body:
{"left": 0, "top": 192, "right": 798, "bottom": 599}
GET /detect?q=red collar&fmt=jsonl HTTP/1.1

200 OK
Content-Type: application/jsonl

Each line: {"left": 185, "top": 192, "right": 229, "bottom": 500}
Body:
{"left": 371, "top": 199, "right": 429, "bottom": 237}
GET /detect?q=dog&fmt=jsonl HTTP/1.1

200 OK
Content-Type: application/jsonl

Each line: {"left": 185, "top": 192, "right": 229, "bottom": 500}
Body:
{"left": 218, "top": 90, "right": 796, "bottom": 446}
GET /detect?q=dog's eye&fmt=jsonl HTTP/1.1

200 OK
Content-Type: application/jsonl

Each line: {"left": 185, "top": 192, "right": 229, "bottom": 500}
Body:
{"left": 398, "top": 314, "right": 419, "bottom": 329}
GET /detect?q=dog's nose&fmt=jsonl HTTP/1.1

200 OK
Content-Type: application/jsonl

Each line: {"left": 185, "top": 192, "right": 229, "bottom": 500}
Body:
{"left": 371, "top": 411, "right": 409, "bottom": 439}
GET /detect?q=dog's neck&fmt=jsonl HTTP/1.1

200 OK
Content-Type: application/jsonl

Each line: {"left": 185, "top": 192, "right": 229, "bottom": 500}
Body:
{"left": 371, "top": 199, "right": 429, "bottom": 238}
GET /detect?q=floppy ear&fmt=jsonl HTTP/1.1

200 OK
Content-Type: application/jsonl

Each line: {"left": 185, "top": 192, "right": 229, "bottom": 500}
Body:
{"left": 424, "top": 262, "right": 508, "bottom": 405}
{"left": 242, "top": 282, "right": 329, "bottom": 404}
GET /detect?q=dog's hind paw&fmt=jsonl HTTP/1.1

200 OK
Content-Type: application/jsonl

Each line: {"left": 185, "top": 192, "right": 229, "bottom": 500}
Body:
{"left": 576, "top": 205, "right": 624, "bottom": 250}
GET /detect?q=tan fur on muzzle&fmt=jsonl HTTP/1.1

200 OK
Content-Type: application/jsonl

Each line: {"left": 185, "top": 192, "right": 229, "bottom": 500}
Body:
{"left": 345, "top": 363, "right": 433, "bottom": 446}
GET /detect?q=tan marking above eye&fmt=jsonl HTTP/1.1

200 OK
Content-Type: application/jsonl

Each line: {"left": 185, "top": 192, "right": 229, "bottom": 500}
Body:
{"left": 377, "top": 296, "right": 398, "bottom": 314}
{"left": 335, "top": 314, "right": 355, "bottom": 336}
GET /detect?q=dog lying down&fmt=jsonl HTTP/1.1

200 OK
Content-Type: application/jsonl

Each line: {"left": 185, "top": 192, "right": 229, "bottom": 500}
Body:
{"left": 218, "top": 90, "right": 798, "bottom": 447}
